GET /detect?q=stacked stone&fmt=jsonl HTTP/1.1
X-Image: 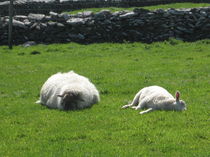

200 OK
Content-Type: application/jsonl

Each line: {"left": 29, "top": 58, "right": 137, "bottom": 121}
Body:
{"left": 1, "top": 7, "right": 210, "bottom": 45}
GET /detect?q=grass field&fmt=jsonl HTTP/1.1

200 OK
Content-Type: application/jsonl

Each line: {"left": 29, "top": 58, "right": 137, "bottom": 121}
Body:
{"left": 68, "top": 2, "right": 210, "bottom": 14}
{"left": 0, "top": 39, "right": 210, "bottom": 156}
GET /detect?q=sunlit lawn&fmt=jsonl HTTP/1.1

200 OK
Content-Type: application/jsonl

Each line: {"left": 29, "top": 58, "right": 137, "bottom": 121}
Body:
{"left": 0, "top": 39, "right": 210, "bottom": 156}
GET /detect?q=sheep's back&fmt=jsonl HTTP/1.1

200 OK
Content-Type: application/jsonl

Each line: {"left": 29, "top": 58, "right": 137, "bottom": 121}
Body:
{"left": 40, "top": 73, "right": 65, "bottom": 105}
{"left": 139, "top": 86, "right": 175, "bottom": 109}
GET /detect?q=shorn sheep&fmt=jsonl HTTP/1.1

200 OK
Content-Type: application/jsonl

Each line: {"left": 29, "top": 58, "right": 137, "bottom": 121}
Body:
{"left": 122, "top": 85, "right": 186, "bottom": 114}
{"left": 36, "top": 71, "right": 100, "bottom": 110}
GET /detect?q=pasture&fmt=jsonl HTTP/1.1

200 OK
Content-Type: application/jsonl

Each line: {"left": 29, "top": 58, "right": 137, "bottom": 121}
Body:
{"left": 0, "top": 39, "right": 210, "bottom": 156}
{"left": 68, "top": 2, "right": 210, "bottom": 14}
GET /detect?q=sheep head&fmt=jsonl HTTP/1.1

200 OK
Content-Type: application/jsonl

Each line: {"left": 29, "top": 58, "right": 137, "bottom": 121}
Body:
{"left": 175, "top": 91, "right": 187, "bottom": 111}
{"left": 57, "top": 91, "right": 83, "bottom": 110}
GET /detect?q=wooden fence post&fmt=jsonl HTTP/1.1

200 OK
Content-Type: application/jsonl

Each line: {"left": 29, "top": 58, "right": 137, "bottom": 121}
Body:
{"left": 8, "top": 0, "right": 13, "bottom": 49}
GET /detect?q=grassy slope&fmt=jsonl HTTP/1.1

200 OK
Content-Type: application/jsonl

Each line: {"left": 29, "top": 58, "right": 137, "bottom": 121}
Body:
{"left": 68, "top": 3, "right": 210, "bottom": 14}
{"left": 0, "top": 39, "right": 210, "bottom": 156}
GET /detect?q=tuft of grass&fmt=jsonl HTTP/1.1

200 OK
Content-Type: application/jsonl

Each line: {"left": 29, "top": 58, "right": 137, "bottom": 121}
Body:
{"left": 67, "top": 3, "right": 210, "bottom": 14}
{"left": 0, "top": 39, "right": 210, "bottom": 156}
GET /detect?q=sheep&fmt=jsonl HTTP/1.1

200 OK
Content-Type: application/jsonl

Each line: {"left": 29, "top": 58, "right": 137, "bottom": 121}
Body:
{"left": 122, "top": 85, "right": 186, "bottom": 114}
{"left": 36, "top": 71, "right": 100, "bottom": 110}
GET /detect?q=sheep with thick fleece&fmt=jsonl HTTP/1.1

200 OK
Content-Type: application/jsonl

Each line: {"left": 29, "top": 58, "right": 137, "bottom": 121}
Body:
{"left": 122, "top": 85, "right": 186, "bottom": 114}
{"left": 36, "top": 71, "right": 100, "bottom": 110}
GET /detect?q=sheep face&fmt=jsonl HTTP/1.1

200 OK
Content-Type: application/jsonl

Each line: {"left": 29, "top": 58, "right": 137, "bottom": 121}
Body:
{"left": 58, "top": 92, "right": 84, "bottom": 110}
{"left": 174, "top": 100, "right": 186, "bottom": 111}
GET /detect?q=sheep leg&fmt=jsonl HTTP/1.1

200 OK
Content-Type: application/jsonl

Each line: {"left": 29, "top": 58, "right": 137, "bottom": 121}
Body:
{"left": 131, "top": 106, "right": 138, "bottom": 109}
{"left": 133, "top": 99, "right": 148, "bottom": 110}
{"left": 35, "top": 100, "right": 41, "bottom": 104}
{"left": 35, "top": 99, "right": 44, "bottom": 105}
{"left": 121, "top": 104, "right": 133, "bottom": 109}
{"left": 139, "top": 108, "right": 154, "bottom": 114}
{"left": 133, "top": 105, "right": 141, "bottom": 110}
{"left": 121, "top": 91, "right": 141, "bottom": 109}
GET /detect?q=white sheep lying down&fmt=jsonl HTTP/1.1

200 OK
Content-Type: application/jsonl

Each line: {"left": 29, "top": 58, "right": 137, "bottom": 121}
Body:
{"left": 122, "top": 85, "right": 186, "bottom": 114}
{"left": 36, "top": 71, "right": 100, "bottom": 110}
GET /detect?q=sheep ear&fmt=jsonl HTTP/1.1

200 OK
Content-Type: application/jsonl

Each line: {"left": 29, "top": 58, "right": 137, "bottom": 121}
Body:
{"left": 176, "top": 91, "right": 180, "bottom": 101}
{"left": 57, "top": 94, "right": 64, "bottom": 97}
{"left": 57, "top": 93, "right": 69, "bottom": 100}
{"left": 57, "top": 92, "right": 80, "bottom": 99}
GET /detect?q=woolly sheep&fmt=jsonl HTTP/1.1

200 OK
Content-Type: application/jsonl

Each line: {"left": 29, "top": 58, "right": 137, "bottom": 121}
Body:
{"left": 36, "top": 71, "right": 100, "bottom": 110}
{"left": 122, "top": 85, "right": 186, "bottom": 114}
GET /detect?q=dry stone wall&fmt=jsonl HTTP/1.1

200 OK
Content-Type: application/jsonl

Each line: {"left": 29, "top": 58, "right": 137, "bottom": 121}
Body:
{"left": 1, "top": 7, "right": 210, "bottom": 45}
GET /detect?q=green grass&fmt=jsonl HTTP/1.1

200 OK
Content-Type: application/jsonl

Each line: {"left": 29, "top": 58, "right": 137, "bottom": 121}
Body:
{"left": 0, "top": 39, "right": 210, "bottom": 156}
{"left": 67, "top": 3, "right": 210, "bottom": 14}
